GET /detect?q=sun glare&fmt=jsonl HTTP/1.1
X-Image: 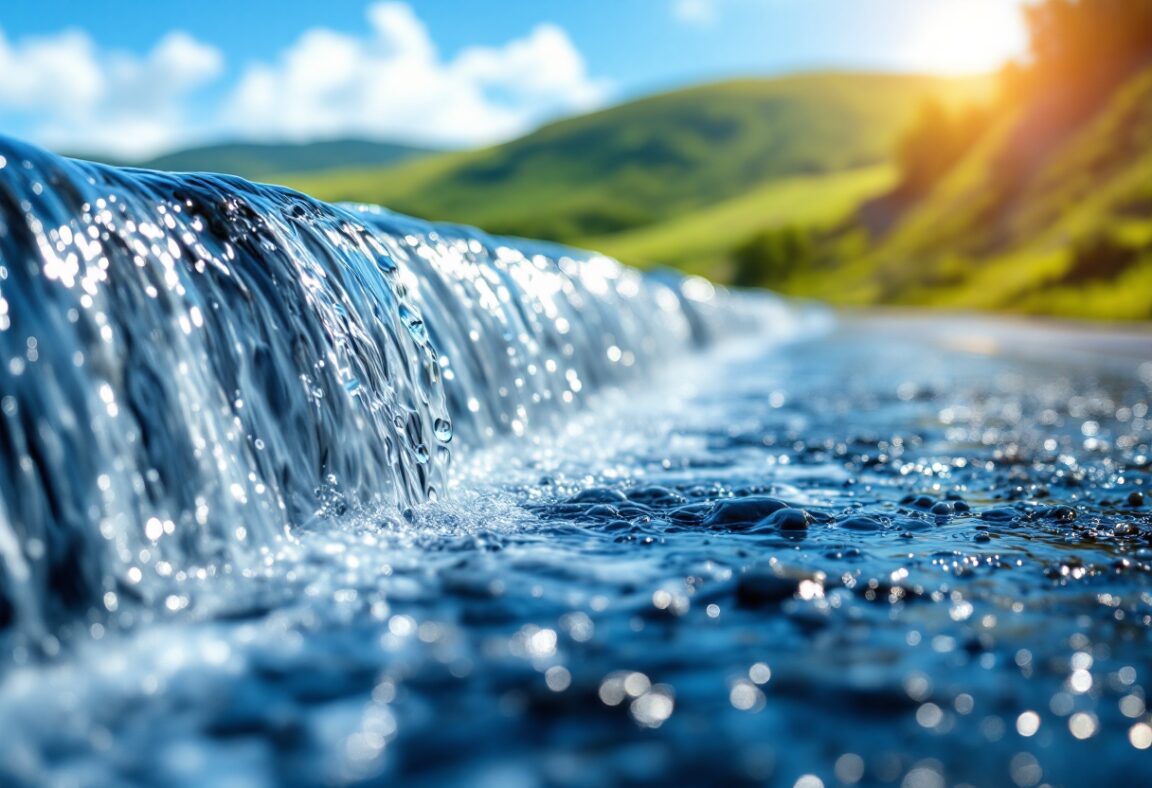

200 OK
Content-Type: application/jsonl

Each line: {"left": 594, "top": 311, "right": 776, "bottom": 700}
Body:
{"left": 904, "top": 0, "right": 1030, "bottom": 74}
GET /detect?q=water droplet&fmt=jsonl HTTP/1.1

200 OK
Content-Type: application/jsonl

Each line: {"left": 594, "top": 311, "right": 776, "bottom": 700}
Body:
{"left": 399, "top": 305, "right": 428, "bottom": 343}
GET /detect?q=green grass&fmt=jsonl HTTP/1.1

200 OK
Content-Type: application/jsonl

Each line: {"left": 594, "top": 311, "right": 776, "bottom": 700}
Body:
{"left": 261, "top": 64, "right": 1150, "bottom": 322}
{"left": 281, "top": 72, "right": 986, "bottom": 245}
{"left": 779, "top": 64, "right": 1152, "bottom": 320}
{"left": 1014, "top": 256, "right": 1152, "bottom": 319}
{"left": 585, "top": 164, "right": 896, "bottom": 277}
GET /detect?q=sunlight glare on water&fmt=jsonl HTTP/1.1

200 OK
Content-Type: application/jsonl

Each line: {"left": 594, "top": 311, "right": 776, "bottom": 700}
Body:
{"left": 0, "top": 137, "right": 1150, "bottom": 786}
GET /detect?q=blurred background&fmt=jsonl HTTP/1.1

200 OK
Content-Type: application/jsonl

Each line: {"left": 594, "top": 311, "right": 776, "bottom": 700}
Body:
{"left": 3, "top": 0, "right": 1150, "bottom": 320}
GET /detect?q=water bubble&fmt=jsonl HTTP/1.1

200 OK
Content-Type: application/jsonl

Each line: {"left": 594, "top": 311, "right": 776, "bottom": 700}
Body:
{"left": 916, "top": 703, "right": 944, "bottom": 729}
{"left": 1009, "top": 753, "right": 1042, "bottom": 787}
{"left": 144, "top": 518, "right": 163, "bottom": 541}
{"left": 1130, "top": 723, "right": 1152, "bottom": 750}
{"left": 1015, "top": 711, "right": 1040, "bottom": 737}
{"left": 835, "top": 754, "right": 865, "bottom": 784}
{"left": 525, "top": 628, "right": 557, "bottom": 658}
{"left": 902, "top": 766, "right": 944, "bottom": 788}
{"left": 599, "top": 675, "right": 626, "bottom": 706}
{"left": 630, "top": 686, "right": 674, "bottom": 728}
{"left": 545, "top": 666, "right": 571, "bottom": 692}
{"left": 399, "top": 305, "right": 428, "bottom": 343}
{"left": 730, "top": 680, "right": 765, "bottom": 712}
{"left": 1119, "top": 695, "right": 1145, "bottom": 718}
{"left": 749, "top": 662, "right": 772, "bottom": 684}
{"left": 1068, "top": 712, "right": 1098, "bottom": 739}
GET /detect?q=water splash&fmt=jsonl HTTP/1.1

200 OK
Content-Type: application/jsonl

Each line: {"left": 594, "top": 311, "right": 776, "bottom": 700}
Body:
{"left": 0, "top": 137, "right": 755, "bottom": 636}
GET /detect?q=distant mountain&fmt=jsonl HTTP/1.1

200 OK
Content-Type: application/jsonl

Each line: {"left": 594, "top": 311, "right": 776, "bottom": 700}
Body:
{"left": 73, "top": 139, "right": 437, "bottom": 182}
{"left": 283, "top": 72, "right": 989, "bottom": 243}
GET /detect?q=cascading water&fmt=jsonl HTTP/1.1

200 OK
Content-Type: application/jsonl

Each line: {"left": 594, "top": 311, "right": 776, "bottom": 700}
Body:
{"left": 4, "top": 135, "right": 1147, "bottom": 788}
{"left": 0, "top": 136, "right": 743, "bottom": 639}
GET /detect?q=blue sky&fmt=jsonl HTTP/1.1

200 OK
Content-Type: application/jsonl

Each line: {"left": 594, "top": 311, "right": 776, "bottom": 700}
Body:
{"left": 0, "top": 0, "right": 1030, "bottom": 157}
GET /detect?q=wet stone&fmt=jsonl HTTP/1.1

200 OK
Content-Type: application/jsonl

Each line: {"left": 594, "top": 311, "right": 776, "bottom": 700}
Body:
{"left": 703, "top": 496, "right": 790, "bottom": 529}
{"left": 615, "top": 504, "right": 654, "bottom": 519}
{"left": 758, "top": 507, "right": 812, "bottom": 532}
{"left": 668, "top": 503, "right": 713, "bottom": 524}
{"left": 893, "top": 517, "right": 931, "bottom": 532}
{"left": 838, "top": 515, "right": 885, "bottom": 532}
{"left": 1, "top": 146, "right": 1150, "bottom": 788}
{"left": 580, "top": 504, "right": 621, "bottom": 521}
{"left": 902, "top": 494, "right": 939, "bottom": 511}
{"left": 980, "top": 507, "right": 1020, "bottom": 523}
{"left": 1038, "top": 505, "right": 1077, "bottom": 523}
{"left": 735, "top": 566, "right": 819, "bottom": 608}
{"left": 626, "top": 486, "right": 686, "bottom": 507}
{"left": 569, "top": 488, "right": 628, "bottom": 505}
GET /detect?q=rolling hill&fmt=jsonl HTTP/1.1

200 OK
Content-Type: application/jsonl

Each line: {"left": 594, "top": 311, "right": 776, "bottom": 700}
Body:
{"left": 72, "top": 139, "right": 437, "bottom": 182}
{"left": 589, "top": 163, "right": 897, "bottom": 277}
{"left": 143, "top": 138, "right": 437, "bottom": 181}
{"left": 774, "top": 63, "right": 1152, "bottom": 320}
{"left": 282, "top": 72, "right": 989, "bottom": 245}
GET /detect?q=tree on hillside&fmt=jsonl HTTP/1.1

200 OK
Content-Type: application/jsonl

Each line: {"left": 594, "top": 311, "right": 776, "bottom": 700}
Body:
{"left": 731, "top": 225, "right": 815, "bottom": 288}
{"left": 895, "top": 0, "right": 1152, "bottom": 201}
{"left": 894, "top": 100, "right": 988, "bottom": 198}
{"left": 1017, "top": 0, "right": 1152, "bottom": 102}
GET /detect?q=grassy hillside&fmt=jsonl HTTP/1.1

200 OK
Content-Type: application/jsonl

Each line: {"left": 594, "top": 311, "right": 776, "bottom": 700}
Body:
{"left": 69, "top": 139, "right": 436, "bottom": 181}
{"left": 714, "top": 0, "right": 1152, "bottom": 320}
{"left": 589, "top": 164, "right": 896, "bottom": 277}
{"left": 284, "top": 73, "right": 987, "bottom": 244}
{"left": 766, "top": 64, "right": 1152, "bottom": 320}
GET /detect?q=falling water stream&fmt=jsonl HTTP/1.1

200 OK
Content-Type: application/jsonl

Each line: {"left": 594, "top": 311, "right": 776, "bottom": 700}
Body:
{"left": 0, "top": 138, "right": 1150, "bottom": 786}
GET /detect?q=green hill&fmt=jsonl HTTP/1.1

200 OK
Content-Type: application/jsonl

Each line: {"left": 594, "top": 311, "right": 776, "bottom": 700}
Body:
{"left": 142, "top": 139, "right": 436, "bottom": 181}
{"left": 721, "top": 0, "right": 1152, "bottom": 320}
{"left": 589, "top": 163, "right": 897, "bottom": 278}
{"left": 283, "top": 72, "right": 988, "bottom": 244}
{"left": 68, "top": 139, "right": 437, "bottom": 181}
{"left": 763, "top": 64, "right": 1152, "bottom": 320}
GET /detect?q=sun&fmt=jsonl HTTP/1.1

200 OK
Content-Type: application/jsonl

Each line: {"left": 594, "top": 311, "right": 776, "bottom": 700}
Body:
{"left": 904, "top": 0, "right": 1030, "bottom": 75}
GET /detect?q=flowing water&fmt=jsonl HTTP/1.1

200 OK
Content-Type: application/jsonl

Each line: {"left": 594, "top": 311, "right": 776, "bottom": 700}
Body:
{"left": 1, "top": 138, "right": 1151, "bottom": 786}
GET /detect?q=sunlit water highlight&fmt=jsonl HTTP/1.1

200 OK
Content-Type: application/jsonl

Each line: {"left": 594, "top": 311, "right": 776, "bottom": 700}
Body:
{"left": 0, "top": 136, "right": 779, "bottom": 638}
{"left": 1, "top": 138, "right": 1151, "bottom": 786}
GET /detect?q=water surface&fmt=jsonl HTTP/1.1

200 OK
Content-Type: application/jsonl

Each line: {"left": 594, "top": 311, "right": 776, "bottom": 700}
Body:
{"left": 1, "top": 138, "right": 1150, "bottom": 787}
{"left": 4, "top": 313, "right": 1150, "bottom": 787}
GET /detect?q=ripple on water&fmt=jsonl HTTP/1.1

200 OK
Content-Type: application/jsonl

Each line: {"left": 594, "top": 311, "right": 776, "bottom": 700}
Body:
{"left": 0, "top": 145, "right": 1150, "bottom": 785}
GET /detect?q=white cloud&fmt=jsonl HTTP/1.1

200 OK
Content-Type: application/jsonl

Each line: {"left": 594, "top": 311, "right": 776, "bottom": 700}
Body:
{"left": 673, "top": 0, "right": 719, "bottom": 27}
{"left": 223, "top": 2, "right": 610, "bottom": 147}
{"left": 0, "top": 3, "right": 606, "bottom": 157}
{"left": 0, "top": 27, "right": 223, "bottom": 157}
{"left": 0, "top": 29, "right": 104, "bottom": 116}
{"left": 454, "top": 23, "right": 605, "bottom": 108}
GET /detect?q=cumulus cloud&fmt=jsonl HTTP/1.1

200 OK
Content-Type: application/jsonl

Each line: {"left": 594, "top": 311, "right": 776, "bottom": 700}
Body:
{"left": 0, "top": 3, "right": 606, "bottom": 157}
{"left": 0, "top": 29, "right": 104, "bottom": 115}
{"left": 223, "top": 2, "right": 610, "bottom": 147}
{"left": 0, "top": 27, "right": 223, "bottom": 157}
{"left": 672, "top": 0, "right": 719, "bottom": 27}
